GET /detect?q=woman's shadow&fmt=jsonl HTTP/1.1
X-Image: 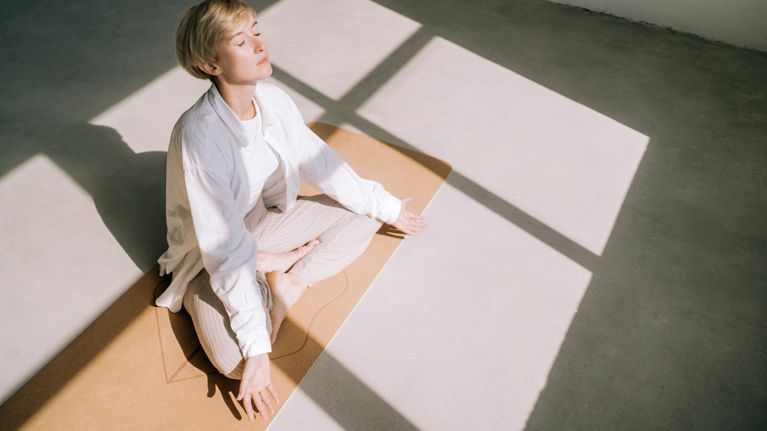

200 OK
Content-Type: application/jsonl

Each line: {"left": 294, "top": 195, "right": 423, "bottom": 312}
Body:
{"left": 60, "top": 123, "right": 249, "bottom": 413}
{"left": 49, "top": 123, "right": 169, "bottom": 272}
{"left": 53, "top": 122, "right": 412, "bottom": 422}
{"left": 64, "top": 123, "right": 253, "bottom": 416}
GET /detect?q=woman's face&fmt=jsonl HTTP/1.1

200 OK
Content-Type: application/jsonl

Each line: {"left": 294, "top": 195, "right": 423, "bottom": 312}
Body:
{"left": 208, "top": 14, "right": 272, "bottom": 85}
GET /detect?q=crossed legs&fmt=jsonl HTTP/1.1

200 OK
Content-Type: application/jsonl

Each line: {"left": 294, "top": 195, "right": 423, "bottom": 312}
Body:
{"left": 183, "top": 194, "right": 382, "bottom": 379}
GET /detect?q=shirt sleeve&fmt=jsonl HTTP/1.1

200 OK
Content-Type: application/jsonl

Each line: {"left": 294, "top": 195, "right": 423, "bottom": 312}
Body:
{"left": 181, "top": 137, "right": 272, "bottom": 359}
{"left": 283, "top": 96, "right": 402, "bottom": 224}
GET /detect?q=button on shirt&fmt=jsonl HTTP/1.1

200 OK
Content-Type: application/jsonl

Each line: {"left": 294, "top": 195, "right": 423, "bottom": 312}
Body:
{"left": 156, "top": 82, "right": 402, "bottom": 359}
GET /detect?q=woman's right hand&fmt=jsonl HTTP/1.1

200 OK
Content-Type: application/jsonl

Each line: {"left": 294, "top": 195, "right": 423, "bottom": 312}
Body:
{"left": 236, "top": 353, "right": 280, "bottom": 421}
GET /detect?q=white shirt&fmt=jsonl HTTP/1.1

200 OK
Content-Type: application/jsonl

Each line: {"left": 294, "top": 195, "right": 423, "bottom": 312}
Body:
{"left": 156, "top": 82, "right": 401, "bottom": 358}
{"left": 261, "top": 144, "right": 287, "bottom": 210}
{"left": 238, "top": 102, "right": 284, "bottom": 211}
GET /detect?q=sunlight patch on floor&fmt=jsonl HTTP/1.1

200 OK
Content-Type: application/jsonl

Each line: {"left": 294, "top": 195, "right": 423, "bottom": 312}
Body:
{"left": 0, "top": 154, "right": 140, "bottom": 405}
{"left": 256, "top": 0, "right": 421, "bottom": 100}
{"left": 89, "top": 66, "right": 326, "bottom": 154}
{"left": 358, "top": 36, "right": 648, "bottom": 256}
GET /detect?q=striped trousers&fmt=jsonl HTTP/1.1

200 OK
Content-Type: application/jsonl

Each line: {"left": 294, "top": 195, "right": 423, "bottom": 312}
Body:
{"left": 182, "top": 194, "right": 382, "bottom": 379}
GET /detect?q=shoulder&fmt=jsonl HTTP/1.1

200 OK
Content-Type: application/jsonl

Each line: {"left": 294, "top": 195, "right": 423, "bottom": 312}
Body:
{"left": 256, "top": 81, "right": 301, "bottom": 115}
{"left": 255, "top": 81, "right": 291, "bottom": 103}
{"left": 173, "top": 99, "right": 229, "bottom": 170}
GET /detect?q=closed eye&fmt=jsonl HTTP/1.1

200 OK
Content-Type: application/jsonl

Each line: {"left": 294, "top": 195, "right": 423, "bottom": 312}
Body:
{"left": 236, "top": 34, "right": 261, "bottom": 46}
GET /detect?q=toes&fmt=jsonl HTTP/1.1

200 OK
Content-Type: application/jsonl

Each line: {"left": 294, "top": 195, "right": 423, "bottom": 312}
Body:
{"left": 303, "top": 240, "right": 319, "bottom": 253}
{"left": 296, "top": 240, "right": 318, "bottom": 256}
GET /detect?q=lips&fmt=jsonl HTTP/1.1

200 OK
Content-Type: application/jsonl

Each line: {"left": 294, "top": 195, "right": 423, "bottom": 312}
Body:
{"left": 257, "top": 56, "right": 269, "bottom": 65}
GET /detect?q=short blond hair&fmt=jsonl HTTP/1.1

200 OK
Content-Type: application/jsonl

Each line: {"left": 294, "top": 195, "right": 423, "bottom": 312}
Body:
{"left": 176, "top": 0, "right": 255, "bottom": 80}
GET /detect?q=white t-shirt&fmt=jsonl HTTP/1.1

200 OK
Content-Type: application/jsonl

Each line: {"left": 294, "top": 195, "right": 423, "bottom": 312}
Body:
{"left": 240, "top": 102, "right": 286, "bottom": 213}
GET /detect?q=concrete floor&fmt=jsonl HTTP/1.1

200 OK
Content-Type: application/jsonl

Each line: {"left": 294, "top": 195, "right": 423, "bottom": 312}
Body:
{"left": 1, "top": 0, "right": 766, "bottom": 429}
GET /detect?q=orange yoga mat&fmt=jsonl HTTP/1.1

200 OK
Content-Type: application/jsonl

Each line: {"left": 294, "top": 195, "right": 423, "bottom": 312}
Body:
{"left": 0, "top": 123, "right": 451, "bottom": 430}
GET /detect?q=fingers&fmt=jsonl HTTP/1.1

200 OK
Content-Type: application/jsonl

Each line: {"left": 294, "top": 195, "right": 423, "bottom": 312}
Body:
{"left": 243, "top": 393, "right": 255, "bottom": 421}
{"left": 268, "top": 382, "right": 281, "bottom": 405}
{"left": 239, "top": 388, "right": 280, "bottom": 422}
{"left": 407, "top": 214, "right": 428, "bottom": 228}
{"left": 396, "top": 198, "right": 429, "bottom": 234}
{"left": 253, "top": 392, "right": 268, "bottom": 420}
{"left": 408, "top": 223, "right": 429, "bottom": 234}
{"left": 400, "top": 223, "right": 427, "bottom": 235}
{"left": 399, "top": 212, "right": 428, "bottom": 236}
{"left": 260, "top": 390, "right": 276, "bottom": 417}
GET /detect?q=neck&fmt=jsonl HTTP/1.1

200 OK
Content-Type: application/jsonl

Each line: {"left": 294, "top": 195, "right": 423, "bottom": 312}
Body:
{"left": 214, "top": 79, "right": 257, "bottom": 120}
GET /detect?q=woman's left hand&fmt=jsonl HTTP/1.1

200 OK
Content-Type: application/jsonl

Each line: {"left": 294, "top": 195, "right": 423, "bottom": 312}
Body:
{"left": 392, "top": 197, "right": 428, "bottom": 236}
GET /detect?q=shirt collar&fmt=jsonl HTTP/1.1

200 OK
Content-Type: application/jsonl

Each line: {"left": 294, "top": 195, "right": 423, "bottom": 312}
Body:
{"left": 207, "top": 82, "right": 276, "bottom": 147}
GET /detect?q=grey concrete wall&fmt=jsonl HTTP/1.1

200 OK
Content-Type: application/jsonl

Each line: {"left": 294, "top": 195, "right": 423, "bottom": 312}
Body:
{"left": 549, "top": 0, "right": 767, "bottom": 51}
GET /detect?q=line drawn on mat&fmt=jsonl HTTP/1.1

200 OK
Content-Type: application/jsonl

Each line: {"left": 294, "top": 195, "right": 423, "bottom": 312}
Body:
{"left": 154, "top": 270, "right": 352, "bottom": 383}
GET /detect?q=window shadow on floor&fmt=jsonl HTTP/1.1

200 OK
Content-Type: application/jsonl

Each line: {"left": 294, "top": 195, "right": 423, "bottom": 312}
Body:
{"left": 363, "top": 1, "right": 767, "bottom": 429}
{"left": 3, "top": 0, "right": 767, "bottom": 429}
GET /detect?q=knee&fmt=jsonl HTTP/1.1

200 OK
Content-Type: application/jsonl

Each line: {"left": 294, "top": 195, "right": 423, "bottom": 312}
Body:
{"left": 351, "top": 212, "right": 382, "bottom": 232}
{"left": 366, "top": 213, "right": 384, "bottom": 229}
{"left": 304, "top": 193, "right": 342, "bottom": 209}
{"left": 357, "top": 215, "right": 384, "bottom": 244}
{"left": 203, "top": 344, "right": 245, "bottom": 380}
{"left": 221, "top": 359, "right": 245, "bottom": 380}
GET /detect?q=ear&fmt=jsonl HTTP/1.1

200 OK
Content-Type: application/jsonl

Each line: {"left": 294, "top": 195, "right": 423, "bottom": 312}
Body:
{"left": 199, "top": 61, "right": 221, "bottom": 76}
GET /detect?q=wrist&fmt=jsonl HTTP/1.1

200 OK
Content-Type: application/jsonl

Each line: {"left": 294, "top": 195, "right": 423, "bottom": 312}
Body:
{"left": 247, "top": 352, "right": 268, "bottom": 359}
{"left": 245, "top": 353, "right": 269, "bottom": 367}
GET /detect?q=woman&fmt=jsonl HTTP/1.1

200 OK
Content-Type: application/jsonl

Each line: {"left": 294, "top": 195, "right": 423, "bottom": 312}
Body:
{"left": 154, "top": 0, "right": 427, "bottom": 422}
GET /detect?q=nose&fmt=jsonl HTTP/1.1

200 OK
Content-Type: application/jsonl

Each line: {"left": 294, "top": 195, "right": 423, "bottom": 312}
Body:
{"left": 252, "top": 35, "right": 266, "bottom": 53}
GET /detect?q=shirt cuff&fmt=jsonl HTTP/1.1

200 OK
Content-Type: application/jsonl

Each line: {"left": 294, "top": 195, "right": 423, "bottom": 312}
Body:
{"left": 241, "top": 331, "right": 272, "bottom": 358}
{"left": 378, "top": 192, "right": 402, "bottom": 225}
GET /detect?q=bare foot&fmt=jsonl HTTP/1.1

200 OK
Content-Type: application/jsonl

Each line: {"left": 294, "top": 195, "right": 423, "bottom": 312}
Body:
{"left": 258, "top": 239, "right": 319, "bottom": 273}
{"left": 266, "top": 272, "right": 309, "bottom": 344}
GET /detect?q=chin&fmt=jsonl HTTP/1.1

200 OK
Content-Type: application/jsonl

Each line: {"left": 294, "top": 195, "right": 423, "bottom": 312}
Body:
{"left": 261, "top": 62, "right": 273, "bottom": 75}
{"left": 252, "top": 63, "right": 272, "bottom": 78}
